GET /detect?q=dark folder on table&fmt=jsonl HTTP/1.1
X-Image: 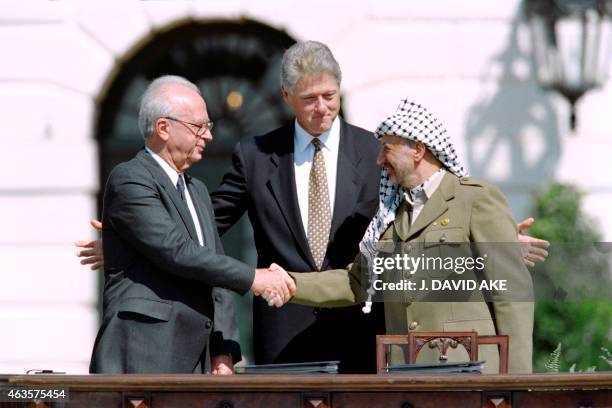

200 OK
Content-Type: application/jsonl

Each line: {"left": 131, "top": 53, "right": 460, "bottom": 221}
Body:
{"left": 383, "top": 360, "right": 484, "bottom": 374}
{"left": 235, "top": 361, "right": 339, "bottom": 375}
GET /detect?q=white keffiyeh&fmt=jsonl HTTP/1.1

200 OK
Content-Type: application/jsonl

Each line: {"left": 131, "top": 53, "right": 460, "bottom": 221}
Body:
{"left": 360, "top": 99, "right": 468, "bottom": 313}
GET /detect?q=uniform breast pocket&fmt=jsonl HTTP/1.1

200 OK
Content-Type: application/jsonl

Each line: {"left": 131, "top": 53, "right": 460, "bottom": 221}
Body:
{"left": 376, "top": 238, "right": 397, "bottom": 255}
{"left": 422, "top": 228, "right": 469, "bottom": 278}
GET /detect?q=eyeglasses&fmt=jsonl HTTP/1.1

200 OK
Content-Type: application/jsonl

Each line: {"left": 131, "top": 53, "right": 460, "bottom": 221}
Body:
{"left": 162, "top": 116, "right": 214, "bottom": 137}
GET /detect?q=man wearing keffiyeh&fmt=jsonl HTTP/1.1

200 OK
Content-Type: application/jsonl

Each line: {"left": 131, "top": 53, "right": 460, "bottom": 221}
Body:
{"left": 283, "top": 99, "right": 536, "bottom": 373}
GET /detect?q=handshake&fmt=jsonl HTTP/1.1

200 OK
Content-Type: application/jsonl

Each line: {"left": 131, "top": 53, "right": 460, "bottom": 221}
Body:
{"left": 251, "top": 263, "right": 295, "bottom": 307}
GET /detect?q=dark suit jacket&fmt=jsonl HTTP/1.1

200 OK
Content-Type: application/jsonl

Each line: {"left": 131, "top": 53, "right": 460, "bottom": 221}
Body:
{"left": 212, "top": 119, "right": 384, "bottom": 373}
{"left": 90, "top": 150, "right": 254, "bottom": 374}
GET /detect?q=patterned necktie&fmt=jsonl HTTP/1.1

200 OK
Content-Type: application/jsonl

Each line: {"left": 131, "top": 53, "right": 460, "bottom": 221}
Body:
{"left": 177, "top": 174, "right": 186, "bottom": 201}
{"left": 307, "top": 138, "right": 332, "bottom": 271}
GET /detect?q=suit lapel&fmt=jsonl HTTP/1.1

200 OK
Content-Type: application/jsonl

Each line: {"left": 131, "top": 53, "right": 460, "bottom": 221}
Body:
{"left": 328, "top": 121, "right": 361, "bottom": 256}
{"left": 407, "top": 172, "right": 456, "bottom": 240}
{"left": 136, "top": 150, "right": 200, "bottom": 243}
{"left": 266, "top": 128, "right": 315, "bottom": 269}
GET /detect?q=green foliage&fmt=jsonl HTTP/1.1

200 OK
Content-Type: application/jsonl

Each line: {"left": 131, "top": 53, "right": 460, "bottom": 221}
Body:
{"left": 530, "top": 183, "right": 612, "bottom": 372}
{"left": 568, "top": 363, "right": 596, "bottom": 373}
{"left": 529, "top": 184, "right": 600, "bottom": 243}
{"left": 601, "top": 347, "right": 612, "bottom": 368}
{"left": 544, "top": 343, "right": 561, "bottom": 372}
{"left": 533, "top": 301, "right": 612, "bottom": 372}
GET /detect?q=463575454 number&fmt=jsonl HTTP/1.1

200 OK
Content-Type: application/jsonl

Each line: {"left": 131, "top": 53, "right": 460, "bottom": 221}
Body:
{"left": 1, "top": 386, "right": 69, "bottom": 402}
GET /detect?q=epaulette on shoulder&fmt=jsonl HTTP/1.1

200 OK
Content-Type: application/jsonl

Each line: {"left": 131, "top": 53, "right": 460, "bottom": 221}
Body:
{"left": 458, "top": 176, "right": 486, "bottom": 187}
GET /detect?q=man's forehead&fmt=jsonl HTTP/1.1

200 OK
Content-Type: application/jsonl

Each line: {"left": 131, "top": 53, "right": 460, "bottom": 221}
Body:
{"left": 169, "top": 90, "right": 206, "bottom": 113}
{"left": 169, "top": 86, "right": 201, "bottom": 99}
{"left": 294, "top": 72, "right": 339, "bottom": 91}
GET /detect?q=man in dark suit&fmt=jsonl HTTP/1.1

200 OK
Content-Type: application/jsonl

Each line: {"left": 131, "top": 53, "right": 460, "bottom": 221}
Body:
{"left": 89, "top": 75, "right": 294, "bottom": 374}
{"left": 211, "top": 41, "right": 384, "bottom": 373}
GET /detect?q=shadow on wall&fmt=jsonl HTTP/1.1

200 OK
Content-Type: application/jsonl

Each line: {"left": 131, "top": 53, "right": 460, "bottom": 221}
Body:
{"left": 464, "top": 5, "right": 560, "bottom": 194}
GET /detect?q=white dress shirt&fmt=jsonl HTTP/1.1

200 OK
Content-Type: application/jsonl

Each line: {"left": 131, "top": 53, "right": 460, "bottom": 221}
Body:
{"left": 145, "top": 147, "right": 204, "bottom": 246}
{"left": 294, "top": 116, "right": 341, "bottom": 233}
{"left": 404, "top": 168, "right": 446, "bottom": 225}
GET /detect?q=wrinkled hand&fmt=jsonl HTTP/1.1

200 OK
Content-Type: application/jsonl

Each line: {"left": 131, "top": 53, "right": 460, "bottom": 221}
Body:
{"left": 262, "top": 287, "right": 285, "bottom": 308}
{"left": 211, "top": 354, "right": 234, "bottom": 375}
{"left": 260, "top": 264, "right": 295, "bottom": 308}
{"left": 251, "top": 263, "right": 295, "bottom": 307}
{"left": 75, "top": 219, "right": 104, "bottom": 270}
{"left": 517, "top": 217, "right": 550, "bottom": 267}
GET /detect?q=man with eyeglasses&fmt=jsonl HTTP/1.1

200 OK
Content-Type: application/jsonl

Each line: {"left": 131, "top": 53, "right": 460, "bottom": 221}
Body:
{"left": 163, "top": 116, "right": 214, "bottom": 137}
{"left": 89, "top": 75, "right": 295, "bottom": 374}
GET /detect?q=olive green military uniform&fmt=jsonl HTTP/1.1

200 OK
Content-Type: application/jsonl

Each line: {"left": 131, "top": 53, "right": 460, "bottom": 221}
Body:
{"left": 291, "top": 172, "right": 534, "bottom": 373}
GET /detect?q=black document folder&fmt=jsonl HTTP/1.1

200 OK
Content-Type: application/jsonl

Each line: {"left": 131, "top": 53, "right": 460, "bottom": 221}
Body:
{"left": 383, "top": 360, "right": 484, "bottom": 374}
{"left": 235, "top": 361, "right": 339, "bottom": 375}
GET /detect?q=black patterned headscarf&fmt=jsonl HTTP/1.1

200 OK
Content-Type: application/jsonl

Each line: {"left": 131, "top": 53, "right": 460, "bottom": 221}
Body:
{"left": 360, "top": 99, "right": 467, "bottom": 313}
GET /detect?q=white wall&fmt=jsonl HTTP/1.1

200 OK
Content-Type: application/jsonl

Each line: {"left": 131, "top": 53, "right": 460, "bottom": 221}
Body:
{"left": 1, "top": 0, "right": 610, "bottom": 373}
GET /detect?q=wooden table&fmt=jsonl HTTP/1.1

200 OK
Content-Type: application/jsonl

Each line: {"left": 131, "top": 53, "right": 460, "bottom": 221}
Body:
{"left": 1, "top": 372, "right": 611, "bottom": 407}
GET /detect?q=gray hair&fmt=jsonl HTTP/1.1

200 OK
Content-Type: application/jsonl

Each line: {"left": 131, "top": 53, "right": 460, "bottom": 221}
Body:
{"left": 138, "top": 75, "right": 201, "bottom": 140}
{"left": 280, "top": 41, "right": 342, "bottom": 94}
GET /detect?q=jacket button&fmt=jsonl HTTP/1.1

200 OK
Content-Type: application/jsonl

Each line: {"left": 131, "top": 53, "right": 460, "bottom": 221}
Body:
{"left": 214, "top": 294, "right": 222, "bottom": 302}
{"left": 409, "top": 321, "right": 418, "bottom": 330}
{"left": 205, "top": 320, "right": 213, "bottom": 329}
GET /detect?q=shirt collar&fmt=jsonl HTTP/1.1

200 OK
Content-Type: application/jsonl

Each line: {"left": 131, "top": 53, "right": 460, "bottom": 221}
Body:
{"left": 405, "top": 167, "right": 446, "bottom": 204}
{"left": 145, "top": 146, "right": 181, "bottom": 186}
{"left": 294, "top": 116, "right": 341, "bottom": 153}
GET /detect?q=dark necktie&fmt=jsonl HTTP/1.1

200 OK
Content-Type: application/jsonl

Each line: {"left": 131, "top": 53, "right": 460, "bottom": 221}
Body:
{"left": 393, "top": 198, "right": 413, "bottom": 241}
{"left": 176, "top": 174, "right": 206, "bottom": 245}
{"left": 177, "top": 174, "right": 186, "bottom": 202}
{"left": 307, "top": 138, "right": 332, "bottom": 271}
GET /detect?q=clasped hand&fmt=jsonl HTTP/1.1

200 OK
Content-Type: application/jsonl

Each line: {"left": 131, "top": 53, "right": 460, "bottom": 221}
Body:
{"left": 251, "top": 263, "right": 295, "bottom": 307}
{"left": 517, "top": 217, "right": 550, "bottom": 267}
